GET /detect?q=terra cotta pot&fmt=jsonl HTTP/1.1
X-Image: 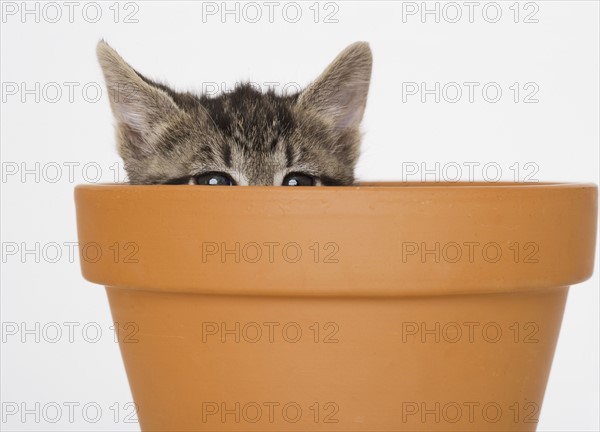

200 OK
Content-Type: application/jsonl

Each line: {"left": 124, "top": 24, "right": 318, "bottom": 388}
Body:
{"left": 75, "top": 182, "right": 597, "bottom": 431}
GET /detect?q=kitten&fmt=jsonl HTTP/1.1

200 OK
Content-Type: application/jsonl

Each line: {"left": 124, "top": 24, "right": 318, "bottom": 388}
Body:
{"left": 97, "top": 41, "right": 372, "bottom": 186}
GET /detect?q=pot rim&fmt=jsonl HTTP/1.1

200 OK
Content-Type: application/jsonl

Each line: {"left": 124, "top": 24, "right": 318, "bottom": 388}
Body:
{"left": 75, "top": 181, "right": 598, "bottom": 297}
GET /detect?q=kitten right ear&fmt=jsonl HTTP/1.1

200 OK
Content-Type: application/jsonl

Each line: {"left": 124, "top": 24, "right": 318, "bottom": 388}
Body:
{"left": 96, "top": 40, "right": 182, "bottom": 157}
{"left": 298, "top": 42, "right": 372, "bottom": 131}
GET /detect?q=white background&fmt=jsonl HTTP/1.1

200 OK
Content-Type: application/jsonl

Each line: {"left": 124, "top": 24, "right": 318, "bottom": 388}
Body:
{"left": 1, "top": 1, "right": 598, "bottom": 431}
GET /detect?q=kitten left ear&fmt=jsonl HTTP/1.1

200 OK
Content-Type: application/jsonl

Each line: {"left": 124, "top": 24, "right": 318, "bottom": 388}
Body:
{"left": 298, "top": 42, "right": 372, "bottom": 131}
{"left": 96, "top": 40, "right": 182, "bottom": 157}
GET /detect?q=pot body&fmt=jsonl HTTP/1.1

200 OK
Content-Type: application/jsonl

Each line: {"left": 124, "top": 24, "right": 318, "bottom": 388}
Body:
{"left": 107, "top": 285, "right": 568, "bottom": 431}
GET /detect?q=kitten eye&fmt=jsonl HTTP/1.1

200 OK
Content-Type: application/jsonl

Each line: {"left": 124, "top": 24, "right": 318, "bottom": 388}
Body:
{"left": 194, "top": 172, "right": 236, "bottom": 186}
{"left": 282, "top": 173, "right": 316, "bottom": 186}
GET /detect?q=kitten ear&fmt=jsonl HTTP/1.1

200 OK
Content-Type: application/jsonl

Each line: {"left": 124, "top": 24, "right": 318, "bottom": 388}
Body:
{"left": 298, "top": 42, "right": 372, "bottom": 130}
{"left": 96, "top": 40, "right": 181, "bottom": 157}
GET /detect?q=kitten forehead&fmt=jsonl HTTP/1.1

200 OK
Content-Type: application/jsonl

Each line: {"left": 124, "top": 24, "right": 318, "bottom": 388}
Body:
{"left": 196, "top": 84, "right": 297, "bottom": 152}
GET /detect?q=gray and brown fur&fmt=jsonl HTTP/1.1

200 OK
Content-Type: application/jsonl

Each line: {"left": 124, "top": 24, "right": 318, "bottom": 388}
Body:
{"left": 96, "top": 41, "right": 372, "bottom": 185}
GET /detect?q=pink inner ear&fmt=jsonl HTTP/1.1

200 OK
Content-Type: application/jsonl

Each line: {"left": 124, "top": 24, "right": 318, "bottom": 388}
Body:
{"left": 323, "top": 84, "right": 367, "bottom": 130}
{"left": 337, "top": 104, "right": 363, "bottom": 130}
{"left": 119, "top": 108, "right": 148, "bottom": 133}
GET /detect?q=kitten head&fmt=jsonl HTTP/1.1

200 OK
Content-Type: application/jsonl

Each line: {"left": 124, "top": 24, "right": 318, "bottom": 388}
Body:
{"left": 97, "top": 41, "right": 372, "bottom": 186}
